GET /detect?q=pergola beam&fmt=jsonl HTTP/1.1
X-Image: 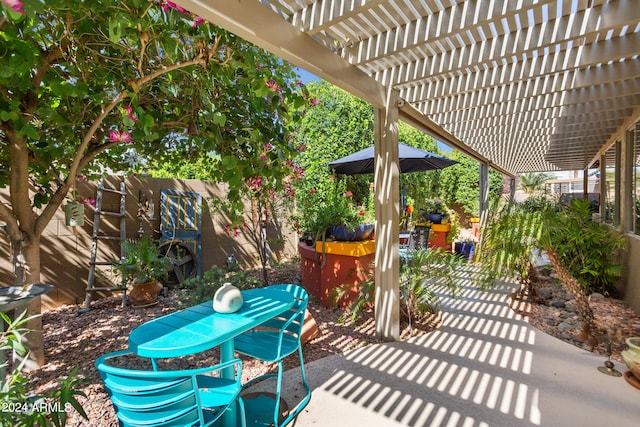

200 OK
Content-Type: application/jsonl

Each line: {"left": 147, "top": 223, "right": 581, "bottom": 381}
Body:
{"left": 179, "top": 0, "right": 386, "bottom": 109}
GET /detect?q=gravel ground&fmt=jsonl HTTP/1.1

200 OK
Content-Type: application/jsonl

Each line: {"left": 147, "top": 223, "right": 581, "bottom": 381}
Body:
{"left": 22, "top": 261, "right": 640, "bottom": 426}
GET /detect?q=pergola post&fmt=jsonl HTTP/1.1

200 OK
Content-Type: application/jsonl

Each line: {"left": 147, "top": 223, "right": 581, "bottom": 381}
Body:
{"left": 373, "top": 88, "right": 400, "bottom": 341}
{"left": 583, "top": 169, "right": 589, "bottom": 201}
{"left": 621, "top": 130, "right": 634, "bottom": 232}
{"left": 479, "top": 162, "right": 489, "bottom": 218}
{"left": 509, "top": 177, "right": 516, "bottom": 199}
{"left": 599, "top": 154, "right": 607, "bottom": 222}
{"left": 614, "top": 141, "right": 621, "bottom": 226}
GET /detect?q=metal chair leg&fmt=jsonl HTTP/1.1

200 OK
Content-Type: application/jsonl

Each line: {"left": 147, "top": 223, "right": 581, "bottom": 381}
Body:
{"left": 279, "top": 348, "right": 312, "bottom": 427}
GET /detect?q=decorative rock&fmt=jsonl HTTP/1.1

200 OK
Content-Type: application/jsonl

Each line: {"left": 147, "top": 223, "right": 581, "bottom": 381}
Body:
{"left": 589, "top": 292, "right": 605, "bottom": 302}
{"left": 557, "top": 321, "right": 573, "bottom": 330}
{"left": 551, "top": 300, "right": 566, "bottom": 309}
{"left": 537, "top": 288, "right": 553, "bottom": 300}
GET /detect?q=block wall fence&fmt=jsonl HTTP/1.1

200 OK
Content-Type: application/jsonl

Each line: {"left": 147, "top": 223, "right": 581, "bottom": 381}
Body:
{"left": 0, "top": 175, "right": 299, "bottom": 309}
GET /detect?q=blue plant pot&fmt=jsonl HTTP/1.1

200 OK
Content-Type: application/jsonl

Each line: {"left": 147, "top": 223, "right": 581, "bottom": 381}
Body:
{"left": 423, "top": 212, "right": 443, "bottom": 224}
{"left": 329, "top": 224, "right": 374, "bottom": 241}
{"left": 454, "top": 242, "right": 475, "bottom": 260}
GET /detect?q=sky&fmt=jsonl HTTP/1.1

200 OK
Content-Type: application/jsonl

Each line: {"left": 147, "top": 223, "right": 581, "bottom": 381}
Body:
{"left": 295, "top": 68, "right": 320, "bottom": 84}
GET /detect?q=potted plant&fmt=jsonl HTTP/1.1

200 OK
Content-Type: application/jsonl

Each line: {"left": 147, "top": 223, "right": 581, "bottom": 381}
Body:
{"left": 421, "top": 198, "right": 447, "bottom": 224}
{"left": 297, "top": 176, "right": 375, "bottom": 242}
{"left": 113, "top": 237, "right": 170, "bottom": 306}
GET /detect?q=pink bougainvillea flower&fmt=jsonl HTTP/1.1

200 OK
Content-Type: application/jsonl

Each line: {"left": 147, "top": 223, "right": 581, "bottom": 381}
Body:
{"left": 345, "top": 191, "right": 353, "bottom": 198}
{"left": 161, "top": 1, "right": 186, "bottom": 13}
{"left": 125, "top": 106, "right": 138, "bottom": 122}
{"left": 264, "top": 143, "right": 274, "bottom": 151}
{"left": 2, "top": 0, "right": 25, "bottom": 14}
{"left": 79, "top": 197, "right": 97, "bottom": 207}
{"left": 292, "top": 166, "right": 304, "bottom": 181}
{"left": 309, "top": 98, "right": 321, "bottom": 106}
{"left": 265, "top": 80, "right": 280, "bottom": 92}
{"left": 193, "top": 16, "right": 206, "bottom": 27}
{"left": 358, "top": 210, "right": 366, "bottom": 216}
{"left": 108, "top": 129, "right": 132, "bottom": 143}
{"left": 245, "top": 176, "right": 263, "bottom": 191}
{"left": 310, "top": 188, "right": 317, "bottom": 194}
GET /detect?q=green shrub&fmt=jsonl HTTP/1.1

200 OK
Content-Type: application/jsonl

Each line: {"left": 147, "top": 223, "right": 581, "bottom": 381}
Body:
{"left": 0, "top": 311, "right": 88, "bottom": 427}
{"left": 476, "top": 197, "right": 626, "bottom": 296}
{"left": 177, "top": 265, "right": 261, "bottom": 306}
{"left": 334, "top": 249, "right": 462, "bottom": 326}
{"left": 544, "top": 199, "right": 626, "bottom": 295}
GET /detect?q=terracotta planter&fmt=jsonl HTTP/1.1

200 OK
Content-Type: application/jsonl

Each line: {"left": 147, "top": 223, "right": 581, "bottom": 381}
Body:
{"left": 128, "top": 281, "right": 163, "bottom": 307}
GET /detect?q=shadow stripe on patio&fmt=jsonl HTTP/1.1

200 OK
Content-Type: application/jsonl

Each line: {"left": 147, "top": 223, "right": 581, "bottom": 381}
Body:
{"left": 249, "top": 266, "right": 640, "bottom": 427}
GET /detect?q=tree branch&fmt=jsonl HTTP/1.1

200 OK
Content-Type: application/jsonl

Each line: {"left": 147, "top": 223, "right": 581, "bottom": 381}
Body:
{"left": 35, "top": 45, "right": 223, "bottom": 235}
{"left": 0, "top": 200, "right": 21, "bottom": 242}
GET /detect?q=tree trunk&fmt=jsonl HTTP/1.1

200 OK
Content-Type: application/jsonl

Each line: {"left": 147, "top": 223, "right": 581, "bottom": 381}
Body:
{"left": 11, "top": 236, "right": 46, "bottom": 371}
{"left": 521, "top": 260, "right": 538, "bottom": 297}
{"left": 545, "top": 247, "right": 594, "bottom": 325}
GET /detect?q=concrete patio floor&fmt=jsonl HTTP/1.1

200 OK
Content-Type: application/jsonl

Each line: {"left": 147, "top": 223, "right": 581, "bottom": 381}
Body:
{"left": 247, "top": 269, "right": 640, "bottom": 426}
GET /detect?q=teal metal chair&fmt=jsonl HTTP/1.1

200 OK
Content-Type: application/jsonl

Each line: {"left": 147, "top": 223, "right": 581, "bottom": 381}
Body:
{"left": 95, "top": 350, "right": 246, "bottom": 427}
{"left": 233, "top": 284, "right": 311, "bottom": 427}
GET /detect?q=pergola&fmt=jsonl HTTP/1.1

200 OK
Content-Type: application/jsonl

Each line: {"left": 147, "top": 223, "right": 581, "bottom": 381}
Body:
{"left": 176, "top": 0, "right": 640, "bottom": 337}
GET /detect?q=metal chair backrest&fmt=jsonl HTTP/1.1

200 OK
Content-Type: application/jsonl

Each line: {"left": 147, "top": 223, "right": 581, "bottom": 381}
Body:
{"left": 414, "top": 225, "right": 431, "bottom": 249}
{"left": 255, "top": 284, "right": 308, "bottom": 355}
{"left": 96, "top": 350, "right": 243, "bottom": 427}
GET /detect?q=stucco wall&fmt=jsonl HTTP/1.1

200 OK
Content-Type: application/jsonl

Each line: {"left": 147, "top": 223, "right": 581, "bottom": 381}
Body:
{"left": 0, "top": 176, "right": 299, "bottom": 309}
{"left": 624, "top": 233, "right": 640, "bottom": 313}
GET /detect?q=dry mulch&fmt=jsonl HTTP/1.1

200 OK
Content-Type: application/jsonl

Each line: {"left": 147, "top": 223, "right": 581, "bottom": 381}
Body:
{"left": 22, "top": 263, "right": 640, "bottom": 425}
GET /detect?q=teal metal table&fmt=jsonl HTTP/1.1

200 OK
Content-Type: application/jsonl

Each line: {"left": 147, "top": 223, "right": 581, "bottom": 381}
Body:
{"left": 128, "top": 287, "right": 295, "bottom": 426}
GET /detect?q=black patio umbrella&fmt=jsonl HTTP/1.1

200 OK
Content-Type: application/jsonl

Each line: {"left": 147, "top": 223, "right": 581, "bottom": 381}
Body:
{"left": 328, "top": 143, "right": 457, "bottom": 175}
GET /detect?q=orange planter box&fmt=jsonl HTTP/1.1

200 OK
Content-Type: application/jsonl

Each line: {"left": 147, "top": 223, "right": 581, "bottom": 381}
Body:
{"left": 429, "top": 223, "right": 451, "bottom": 252}
{"left": 315, "top": 240, "right": 375, "bottom": 257}
{"left": 299, "top": 241, "right": 374, "bottom": 307}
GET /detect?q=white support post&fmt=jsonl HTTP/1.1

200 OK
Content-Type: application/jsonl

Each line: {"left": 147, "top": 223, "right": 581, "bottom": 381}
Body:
{"left": 479, "top": 163, "right": 489, "bottom": 218}
{"left": 509, "top": 177, "right": 516, "bottom": 199}
{"left": 583, "top": 169, "right": 589, "bottom": 201}
{"left": 374, "top": 88, "right": 400, "bottom": 341}
{"left": 615, "top": 141, "right": 622, "bottom": 226}
{"left": 599, "top": 154, "right": 607, "bottom": 222}
{"left": 621, "top": 130, "right": 634, "bottom": 232}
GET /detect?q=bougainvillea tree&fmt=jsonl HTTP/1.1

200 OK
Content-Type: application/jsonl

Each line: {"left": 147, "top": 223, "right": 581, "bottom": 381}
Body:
{"left": 0, "top": 0, "right": 309, "bottom": 367}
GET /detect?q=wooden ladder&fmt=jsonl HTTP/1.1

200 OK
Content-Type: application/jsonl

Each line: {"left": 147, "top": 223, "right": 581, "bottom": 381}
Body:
{"left": 79, "top": 180, "right": 127, "bottom": 312}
